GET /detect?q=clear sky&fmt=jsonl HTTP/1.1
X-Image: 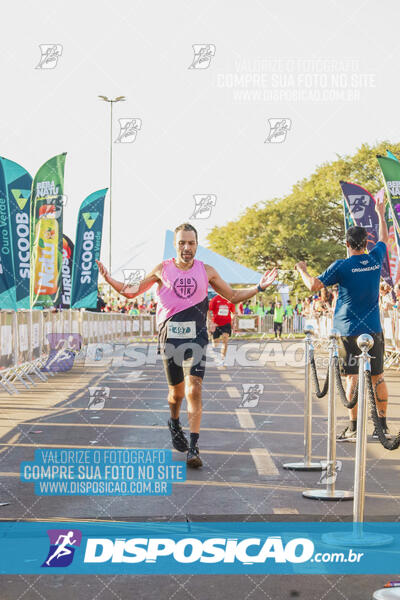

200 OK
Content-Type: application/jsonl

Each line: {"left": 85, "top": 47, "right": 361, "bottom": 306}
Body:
{"left": 1, "top": 0, "right": 399, "bottom": 278}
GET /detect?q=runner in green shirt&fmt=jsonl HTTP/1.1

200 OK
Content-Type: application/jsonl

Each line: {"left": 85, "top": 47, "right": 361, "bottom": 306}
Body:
{"left": 264, "top": 303, "right": 273, "bottom": 315}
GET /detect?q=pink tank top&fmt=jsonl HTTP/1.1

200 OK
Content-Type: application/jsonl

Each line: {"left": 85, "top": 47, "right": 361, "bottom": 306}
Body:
{"left": 156, "top": 259, "right": 208, "bottom": 326}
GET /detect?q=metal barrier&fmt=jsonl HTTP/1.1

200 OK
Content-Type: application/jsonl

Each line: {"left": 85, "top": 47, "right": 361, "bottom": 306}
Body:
{"left": 233, "top": 315, "right": 260, "bottom": 333}
{"left": 233, "top": 314, "right": 307, "bottom": 335}
{"left": 383, "top": 309, "right": 400, "bottom": 368}
{"left": 0, "top": 310, "right": 48, "bottom": 393}
{"left": 231, "top": 313, "right": 339, "bottom": 337}
{"left": 0, "top": 310, "right": 158, "bottom": 395}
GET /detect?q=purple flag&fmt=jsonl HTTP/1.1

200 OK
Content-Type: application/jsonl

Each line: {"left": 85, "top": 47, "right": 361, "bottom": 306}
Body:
{"left": 340, "top": 180, "right": 393, "bottom": 287}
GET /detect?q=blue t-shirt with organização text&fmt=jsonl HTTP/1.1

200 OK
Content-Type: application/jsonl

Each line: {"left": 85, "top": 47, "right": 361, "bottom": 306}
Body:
{"left": 317, "top": 242, "right": 387, "bottom": 336}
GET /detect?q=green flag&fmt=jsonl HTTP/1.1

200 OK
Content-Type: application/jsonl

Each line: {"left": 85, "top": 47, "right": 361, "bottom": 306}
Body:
{"left": 377, "top": 154, "right": 400, "bottom": 237}
{"left": 30, "top": 153, "right": 66, "bottom": 308}
{"left": 71, "top": 189, "right": 107, "bottom": 308}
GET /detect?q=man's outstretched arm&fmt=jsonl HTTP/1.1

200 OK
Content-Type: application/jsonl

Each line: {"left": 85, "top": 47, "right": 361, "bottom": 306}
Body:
{"left": 295, "top": 261, "right": 324, "bottom": 292}
{"left": 96, "top": 260, "right": 161, "bottom": 299}
{"left": 375, "top": 192, "right": 389, "bottom": 245}
{"left": 205, "top": 265, "right": 277, "bottom": 303}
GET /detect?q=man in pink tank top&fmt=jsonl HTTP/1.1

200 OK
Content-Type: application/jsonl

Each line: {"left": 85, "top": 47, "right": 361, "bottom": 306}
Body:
{"left": 97, "top": 223, "right": 277, "bottom": 468}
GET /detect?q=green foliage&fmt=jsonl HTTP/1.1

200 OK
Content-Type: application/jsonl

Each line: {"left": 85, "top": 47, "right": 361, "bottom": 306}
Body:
{"left": 207, "top": 141, "right": 400, "bottom": 295}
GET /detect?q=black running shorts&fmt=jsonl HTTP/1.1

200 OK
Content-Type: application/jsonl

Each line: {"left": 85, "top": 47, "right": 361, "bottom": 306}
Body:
{"left": 338, "top": 331, "right": 384, "bottom": 376}
{"left": 212, "top": 323, "right": 232, "bottom": 339}
{"left": 162, "top": 340, "right": 208, "bottom": 386}
{"left": 157, "top": 299, "right": 209, "bottom": 386}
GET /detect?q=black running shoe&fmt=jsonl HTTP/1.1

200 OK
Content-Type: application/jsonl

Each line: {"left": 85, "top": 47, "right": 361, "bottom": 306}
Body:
{"left": 187, "top": 446, "right": 203, "bottom": 468}
{"left": 336, "top": 425, "right": 357, "bottom": 442}
{"left": 372, "top": 426, "right": 391, "bottom": 440}
{"left": 168, "top": 419, "right": 189, "bottom": 452}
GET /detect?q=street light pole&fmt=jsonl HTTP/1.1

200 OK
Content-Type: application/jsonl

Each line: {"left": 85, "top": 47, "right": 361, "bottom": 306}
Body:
{"left": 109, "top": 99, "right": 113, "bottom": 277}
{"left": 98, "top": 95, "right": 126, "bottom": 304}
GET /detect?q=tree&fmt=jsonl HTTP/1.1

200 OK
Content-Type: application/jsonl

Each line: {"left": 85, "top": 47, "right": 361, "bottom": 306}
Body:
{"left": 207, "top": 141, "right": 400, "bottom": 294}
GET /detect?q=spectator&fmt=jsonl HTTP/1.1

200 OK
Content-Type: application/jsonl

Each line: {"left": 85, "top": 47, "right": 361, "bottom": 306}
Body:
{"left": 302, "top": 296, "right": 313, "bottom": 317}
{"left": 380, "top": 282, "right": 394, "bottom": 314}
{"left": 313, "top": 287, "right": 332, "bottom": 316}
{"left": 273, "top": 300, "right": 285, "bottom": 340}
{"left": 138, "top": 298, "right": 147, "bottom": 313}
{"left": 285, "top": 300, "right": 294, "bottom": 318}
{"left": 243, "top": 303, "right": 252, "bottom": 315}
{"left": 86, "top": 293, "right": 106, "bottom": 313}
{"left": 255, "top": 302, "right": 264, "bottom": 316}
{"left": 311, "top": 294, "right": 320, "bottom": 315}
{"left": 331, "top": 286, "right": 339, "bottom": 313}
{"left": 264, "top": 301, "right": 273, "bottom": 315}
{"left": 393, "top": 282, "right": 400, "bottom": 307}
{"left": 129, "top": 301, "right": 140, "bottom": 316}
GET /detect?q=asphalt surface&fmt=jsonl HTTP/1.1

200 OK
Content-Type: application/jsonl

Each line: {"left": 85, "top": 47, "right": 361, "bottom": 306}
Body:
{"left": 1, "top": 337, "right": 400, "bottom": 598}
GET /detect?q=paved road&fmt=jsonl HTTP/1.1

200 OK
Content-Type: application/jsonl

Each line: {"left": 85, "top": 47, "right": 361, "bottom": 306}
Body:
{"left": 1, "top": 338, "right": 399, "bottom": 598}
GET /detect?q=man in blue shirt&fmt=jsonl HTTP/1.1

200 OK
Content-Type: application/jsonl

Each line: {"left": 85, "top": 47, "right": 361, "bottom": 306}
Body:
{"left": 295, "top": 194, "right": 390, "bottom": 442}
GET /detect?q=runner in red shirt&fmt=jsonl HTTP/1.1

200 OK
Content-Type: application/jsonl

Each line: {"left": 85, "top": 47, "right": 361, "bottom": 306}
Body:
{"left": 208, "top": 294, "right": 236, "bottom": 366}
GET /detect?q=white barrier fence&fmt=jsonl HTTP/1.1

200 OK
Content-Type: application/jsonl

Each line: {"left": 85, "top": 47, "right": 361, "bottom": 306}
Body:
{"left": 381, "top": 310, "right": 400, "bottom": 369}
{"left": 0, "top": 310, "right": 157, "bottom": 394}
{"left": 233, "top": 314, "right": 305, "bottom": 334}
{"left": 1, "top": 308, "right": 398, "bottom": 394}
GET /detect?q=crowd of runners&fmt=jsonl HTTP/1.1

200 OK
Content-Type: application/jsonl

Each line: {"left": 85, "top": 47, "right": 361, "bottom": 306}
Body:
{"left": 96, "top": 193, "right": 392, "bottom": 467}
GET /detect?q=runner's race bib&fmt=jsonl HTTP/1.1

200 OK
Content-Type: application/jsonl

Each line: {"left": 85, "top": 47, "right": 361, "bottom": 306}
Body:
{"left": 167, "top": 321, "right": 196, "bottom": 339}
{"left": 218, "top": 305, "right": 229, "bottom": 316}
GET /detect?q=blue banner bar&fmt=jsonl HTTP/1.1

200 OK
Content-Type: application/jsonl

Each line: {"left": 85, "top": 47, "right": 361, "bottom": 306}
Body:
{"left": 1, "top": 522, "right": 400, "bottom": 574}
